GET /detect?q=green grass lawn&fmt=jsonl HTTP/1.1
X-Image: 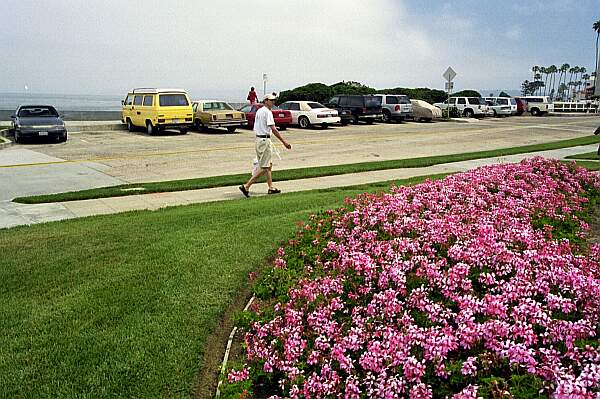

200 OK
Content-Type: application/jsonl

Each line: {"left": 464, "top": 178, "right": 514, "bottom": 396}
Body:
{"left": 565, "top": 151, "right": 599, "bottom": 160}
{"left": 0, "top": 175, "right": 447, "bottom": 398}
{"left": 14, "top": 135, "right": 600, "bottom": 204}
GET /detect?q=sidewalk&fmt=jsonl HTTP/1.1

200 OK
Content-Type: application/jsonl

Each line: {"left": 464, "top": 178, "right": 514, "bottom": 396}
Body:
{"left": 0, "top": 145, "right": 597, "bottom": 230}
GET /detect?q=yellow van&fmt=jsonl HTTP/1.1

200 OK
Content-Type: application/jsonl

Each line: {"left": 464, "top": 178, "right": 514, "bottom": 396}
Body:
{"left": 121, "top": 88, "right": 193, "bottom": 135}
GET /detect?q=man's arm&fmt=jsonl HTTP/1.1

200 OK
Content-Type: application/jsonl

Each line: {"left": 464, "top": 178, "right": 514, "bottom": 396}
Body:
{"left": 271, "top": 125, "right": 291, "bottom": 149}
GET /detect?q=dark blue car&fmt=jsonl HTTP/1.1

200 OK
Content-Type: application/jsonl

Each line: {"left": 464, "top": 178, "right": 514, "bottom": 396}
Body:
{"left": 11, "top": 105, "right": 67, "bottom": 143}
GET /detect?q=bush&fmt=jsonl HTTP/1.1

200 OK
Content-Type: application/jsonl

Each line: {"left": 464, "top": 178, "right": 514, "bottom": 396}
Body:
{"left": 224, "top": 158, "right": 600, "bottom": 398}
{"left": 452, "top": 90, "right": 482, "bottom": 98}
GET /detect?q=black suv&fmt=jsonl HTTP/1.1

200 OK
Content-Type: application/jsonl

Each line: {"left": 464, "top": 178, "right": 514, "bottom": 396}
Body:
{"left": 324, "top": 95, "right": 383, "bottom": 125}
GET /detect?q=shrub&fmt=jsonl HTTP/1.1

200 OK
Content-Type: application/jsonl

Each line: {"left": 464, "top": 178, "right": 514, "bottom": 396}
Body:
{"left": 225, "top": 158, "right": 600, "bottom": 398}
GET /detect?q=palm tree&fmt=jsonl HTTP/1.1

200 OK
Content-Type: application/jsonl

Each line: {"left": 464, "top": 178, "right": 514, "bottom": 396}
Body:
{"left": 532, "top": 65, "right": 540, "bottom": 81}
{"left": 548, "top": 65, "right": 558, "bottom": 99}
{"left": 593, "top": 20, "right": 600, "bottom": 91}
{"left": 559, "top": 64, "right": 570, "bottom": 100}
{"left": 534, "top": 73, "right": 543, "bottom": 95}
{"left": 568, "top": 67, "right": 576, "bottom": 94}
{"left": 558, "top": 83, "right": 568, "bottom": 100}
{"left": 540, "top": 67, "right": 549, "bottom": 95}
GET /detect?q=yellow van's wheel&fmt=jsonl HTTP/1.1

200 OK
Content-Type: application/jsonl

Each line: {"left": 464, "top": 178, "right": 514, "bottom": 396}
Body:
{"left": 126, "top": 119, "right": 134, "bottom": 132}
{"left": 146, "top": 121, "right": 155, "bottom": 135}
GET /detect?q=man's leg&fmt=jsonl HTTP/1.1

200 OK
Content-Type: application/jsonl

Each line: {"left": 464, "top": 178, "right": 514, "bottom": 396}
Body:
{"left": 244, "top": 167, "right": 266, "bottom": 190}
{"left": 265, "top": 165, "right": 273, "bottom": 189}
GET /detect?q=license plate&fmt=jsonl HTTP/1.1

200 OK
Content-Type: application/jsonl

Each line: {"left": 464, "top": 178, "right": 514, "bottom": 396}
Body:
{"left": 172, "top": 119, "right": 181, "bottom": 123}
{"left": 278, "top": 113, "right": 285, "bottom": 117}
{"left": 39, "top": 131, "right": 48, "bottom": 136}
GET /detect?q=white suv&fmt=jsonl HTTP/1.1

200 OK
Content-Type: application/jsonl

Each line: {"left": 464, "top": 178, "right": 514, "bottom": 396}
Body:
{"left": 522, "top": 96, "right": 554, "bottom": 116}
{"left": 434, "top": 97, "right": 487, "bottom": 118}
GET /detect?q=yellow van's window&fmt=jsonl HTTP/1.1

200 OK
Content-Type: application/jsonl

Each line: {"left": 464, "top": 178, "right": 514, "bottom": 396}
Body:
{"left": 125, "top": 95, "right": 134, "bottom": 105}
{"left": 143, "top": 96, "right": 153, "bottom": 106}
{"left": 159, "top": 94, "right": 189, "bottom": 107}
{"left": 133, "top": 95, "right": 143, "bottom": 106}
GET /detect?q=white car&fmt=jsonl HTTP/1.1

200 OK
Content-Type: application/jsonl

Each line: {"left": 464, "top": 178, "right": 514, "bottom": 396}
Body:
{"left": 484, "top": 100, "right": 512, "bottom": 117}
{"left": 522, "top": 96, "right": 554, "bottom": 116}
{"left": 484, "top": 97, "right": 517, "bottom": 115}
{"left": 278, "top": 101, "right": 341, "bottom": 128}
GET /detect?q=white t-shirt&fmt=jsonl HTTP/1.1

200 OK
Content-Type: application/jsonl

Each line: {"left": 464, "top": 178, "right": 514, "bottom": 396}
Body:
{"left": 254, "top": 106, "right": 275, "bottom": 136}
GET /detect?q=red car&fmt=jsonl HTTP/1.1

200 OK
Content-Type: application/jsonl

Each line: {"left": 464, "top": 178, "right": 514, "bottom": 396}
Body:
{"left": 239, "top": 103, "right": 292, "bottom": 130}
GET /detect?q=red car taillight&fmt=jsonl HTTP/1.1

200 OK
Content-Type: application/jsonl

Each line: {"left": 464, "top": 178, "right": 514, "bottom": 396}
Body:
{"left": 362, "top": 107, "right": 367, "bottom": 113}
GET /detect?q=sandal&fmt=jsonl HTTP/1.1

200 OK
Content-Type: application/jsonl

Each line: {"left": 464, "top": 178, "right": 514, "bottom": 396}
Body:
{"left": 268, "top": 188, "right": 281, "bottom": 194}
{"left": 239, "top": 185, "right": 250, "bottom": 198}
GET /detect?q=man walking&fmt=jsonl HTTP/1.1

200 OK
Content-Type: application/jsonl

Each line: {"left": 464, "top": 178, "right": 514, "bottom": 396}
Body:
{"left": 239, "top": 94, "right": 291, "bottom": 197}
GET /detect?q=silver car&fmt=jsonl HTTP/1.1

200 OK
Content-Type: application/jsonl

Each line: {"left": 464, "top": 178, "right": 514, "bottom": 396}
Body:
{"left": 375, "top": 94, "right": 413, "bottom": 123}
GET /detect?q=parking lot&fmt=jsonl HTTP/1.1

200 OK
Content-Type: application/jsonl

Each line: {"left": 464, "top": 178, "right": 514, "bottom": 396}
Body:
{"left": 0, "top": 115, "right": 598, "bottom": 200}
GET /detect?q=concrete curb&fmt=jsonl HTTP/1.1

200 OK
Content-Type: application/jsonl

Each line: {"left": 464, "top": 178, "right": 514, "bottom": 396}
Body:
{"left": 66, "top": 122, "right": 126, "bottom": 132}
{"left": 0, "top": 132, "right": 13, "bottom": 149}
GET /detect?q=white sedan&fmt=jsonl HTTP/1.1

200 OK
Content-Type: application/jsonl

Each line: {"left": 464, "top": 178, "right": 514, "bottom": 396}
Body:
{"left": 278, "top": 101, "right": 341, "bottom": 128}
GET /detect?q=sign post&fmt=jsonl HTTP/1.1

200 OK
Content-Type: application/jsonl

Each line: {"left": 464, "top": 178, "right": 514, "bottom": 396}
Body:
{"left": 263, "top": 73, "right": 268, "bottom": 97}
{"left": 443, "top": 67, "right": 457, "bottom": 119}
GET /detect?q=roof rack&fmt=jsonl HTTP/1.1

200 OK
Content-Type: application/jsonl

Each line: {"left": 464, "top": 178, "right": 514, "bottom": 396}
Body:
{"left": 131, "top": 88, "right": 186, "bottom": 93}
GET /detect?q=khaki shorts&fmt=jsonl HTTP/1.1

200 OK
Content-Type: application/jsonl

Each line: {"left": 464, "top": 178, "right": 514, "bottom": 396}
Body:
{"left": 255, "top": 138, "right": 273, "bottom": 168}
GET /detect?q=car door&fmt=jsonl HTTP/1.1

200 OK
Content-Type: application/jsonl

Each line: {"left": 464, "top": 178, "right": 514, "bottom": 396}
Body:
{"left": 239, "top": 104, "right": 252, "bottom": 122}
{"left": 122, "top": 94, "right": 134, "bottom": 123}
{"left": 141, "top": 95, "right": 154, "bottom": 126}
{"left": 456, "top": 97, "right": 466, "bottom": 112}
{"left": 131, "top": 94, "right": 144, "bottom": 126}
{"left": 288, "top": 102, "right": 301, "bottom": 124}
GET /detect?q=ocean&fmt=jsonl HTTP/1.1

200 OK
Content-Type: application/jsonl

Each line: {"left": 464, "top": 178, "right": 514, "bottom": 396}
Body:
{"left": 0, "top": 92, "right": 248, "bottom": 112}
{"left": 0, "top": 92, "right": 123, "bottom": 111}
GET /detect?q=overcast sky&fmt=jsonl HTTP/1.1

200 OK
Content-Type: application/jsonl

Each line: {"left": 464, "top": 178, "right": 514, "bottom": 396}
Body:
{"left": 1, "top": 0, "right": 597, "bottom": 100}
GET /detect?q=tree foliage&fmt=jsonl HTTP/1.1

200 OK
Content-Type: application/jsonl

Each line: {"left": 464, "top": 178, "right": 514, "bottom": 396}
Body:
{"left": 278, "top": 82, "right": 454, "bottom": 105}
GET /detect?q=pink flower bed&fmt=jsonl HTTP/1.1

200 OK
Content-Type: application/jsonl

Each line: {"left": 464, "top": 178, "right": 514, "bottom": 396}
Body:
{"left": 233, "top": 158, "right": 600, "bottom": 398}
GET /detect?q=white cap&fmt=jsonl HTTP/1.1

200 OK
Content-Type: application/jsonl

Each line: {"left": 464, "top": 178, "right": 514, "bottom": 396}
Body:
{"left": 263, "top": 94, "right": 277, "bottom": 101}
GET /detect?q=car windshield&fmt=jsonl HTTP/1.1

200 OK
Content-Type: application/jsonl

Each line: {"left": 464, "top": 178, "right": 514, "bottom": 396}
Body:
{"left": 307, "top": 102, "right": 326, "bottom": 109}
{"left": 18, "top": 107, "right": 58, "bottom": 117}
{"left": 397, "top": 95, "right": 410, "bottom": 104}
{"left": 159, "top": 94, "right": 189, "bottom": 107}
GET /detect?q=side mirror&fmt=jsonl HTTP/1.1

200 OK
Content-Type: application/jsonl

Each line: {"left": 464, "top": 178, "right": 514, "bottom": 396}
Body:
{"left": 10, "top": 114, "right": 16, "bottom": 119}
{"left": 121, "top": 100, "right": 125, "bottom": 105}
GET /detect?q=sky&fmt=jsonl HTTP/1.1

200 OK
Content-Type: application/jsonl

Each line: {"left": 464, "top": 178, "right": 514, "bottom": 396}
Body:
{"left": 1, "top": 0, "right": 597, "bottom": 100}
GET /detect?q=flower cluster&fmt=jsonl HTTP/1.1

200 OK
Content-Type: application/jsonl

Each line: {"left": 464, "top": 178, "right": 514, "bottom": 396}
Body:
{"left": 232, "top": 158, "right": 600, "bottom": 398}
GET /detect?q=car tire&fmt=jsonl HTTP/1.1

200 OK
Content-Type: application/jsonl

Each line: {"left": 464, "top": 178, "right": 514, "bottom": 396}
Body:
{"left": 352, "top": 115, "right": 359, "bottom": 125}
{"left": 321, "top": 123, "right": 328, "bottom": 129}
{"left": 127, "top": 119, "right": 134, "bottom": 132}
{"left": 464, "top": 109, "right": 474, "bottom": 118}
{"left": 279, "top": 126, "right": 287, "bottom": 131}
{"left": 226, "top": 127, "right": 236, "bottom": 133}
{"left": 530, "top": 108, "right": 540, "bottom": 116}
{"left": 146, "top": 121, "right": 155, "bottom": 135}
{"left": 493, "top": 110, "right": 498, "bottom": 117}
{"left": 366, "top": 119, "right": 374, "bottom": 124}
{"left": 382, "top": 110, "right": 392, "bottom": 123}
{"left": 341, "top": 120, "right": 348, "bottom": 126}
{"left": 180, "top": 128, "right": 188, "bottom": 134}
{"left": 298, "top": 116, "right": 310, "bottom": 129}
{"left": 14, "top": 130, "right": 21, "bottom": 144}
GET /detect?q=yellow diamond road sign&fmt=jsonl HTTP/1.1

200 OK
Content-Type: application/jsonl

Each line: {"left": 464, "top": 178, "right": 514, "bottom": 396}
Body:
{"left": 443, "top": 67, "right": 456, "bottom": 82}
